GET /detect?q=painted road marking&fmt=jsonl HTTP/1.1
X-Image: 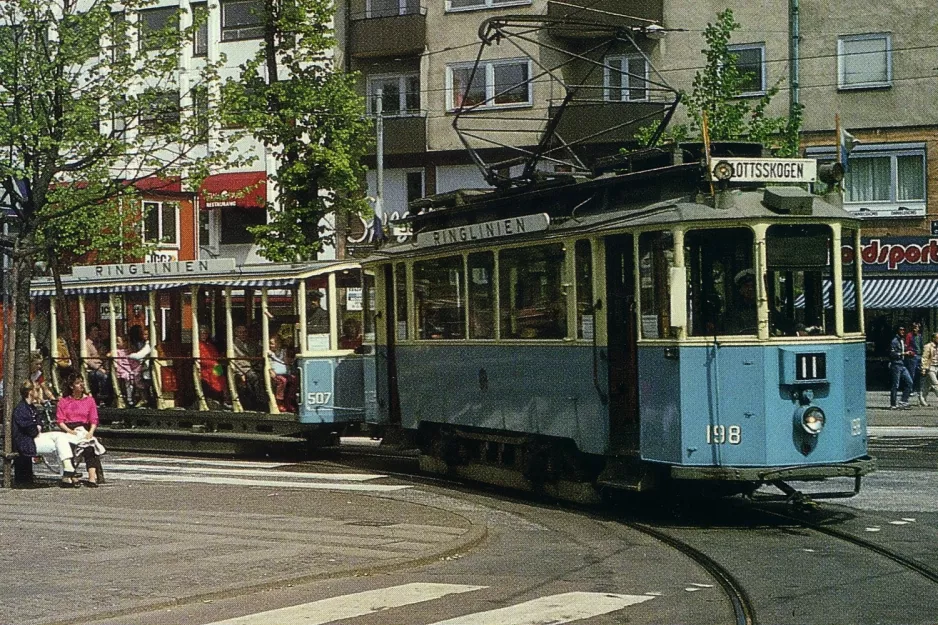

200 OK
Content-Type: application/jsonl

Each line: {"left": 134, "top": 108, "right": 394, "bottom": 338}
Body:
{"left": 104, "top": 464, "right": 388, "bottom": 481}
{"left": 110, "top": 473, "right": 411, "bottom": 491}
{"left": 204, "top": 583, "right": 487, "bottom": 625}
{"left": 427, "top": 591, "right": 654, "bottom": 625}
{"left": 110, "top": 456, "right": 287, "bottom": 468}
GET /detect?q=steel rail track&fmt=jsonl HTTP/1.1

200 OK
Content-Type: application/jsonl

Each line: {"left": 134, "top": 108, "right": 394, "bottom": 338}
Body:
{"left": 756, "top": 506, "right": 938, "bottom": 586}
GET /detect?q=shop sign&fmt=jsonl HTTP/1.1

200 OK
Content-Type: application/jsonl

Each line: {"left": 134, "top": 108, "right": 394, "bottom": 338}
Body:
{"left": 842, "top": 237, "right": 938, "bottom": 272}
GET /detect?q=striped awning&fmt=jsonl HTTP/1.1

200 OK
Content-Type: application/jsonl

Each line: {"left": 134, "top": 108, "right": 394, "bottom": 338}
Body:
{"left": 31, "top": 282, "right": 189, "bottom": 297}
{"left": 863, "top": 277, "right": 938, "bottom": 309}
{"left": 794, "top": 280, "right": 856, "bottom": 309}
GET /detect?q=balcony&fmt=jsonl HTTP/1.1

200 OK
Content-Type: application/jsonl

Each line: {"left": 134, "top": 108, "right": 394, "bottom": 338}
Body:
{"left": 546, "top": 0, "right": 664, "bottom": 39}
{"left": 549, "top": 101, "right": 666, "bottom": 146}
{"left": 348, "top": 3, "right": 427, "bottom": 59}
{"left": 367, "top": 114, "right": 427, "bottom": 155}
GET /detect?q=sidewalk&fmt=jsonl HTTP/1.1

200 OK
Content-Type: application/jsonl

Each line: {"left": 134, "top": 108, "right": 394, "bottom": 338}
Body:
{"left": 866, "top": 390, "right": 938, "bottom": 431}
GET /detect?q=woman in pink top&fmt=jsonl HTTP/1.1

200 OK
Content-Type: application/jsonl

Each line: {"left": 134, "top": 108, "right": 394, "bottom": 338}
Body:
{"left": 56, "top": 372, "right": 104, "bottom": 486}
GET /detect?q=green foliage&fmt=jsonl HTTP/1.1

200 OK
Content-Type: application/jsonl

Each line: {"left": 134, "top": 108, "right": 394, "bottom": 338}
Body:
{"left": 639, "top": 8, "right": 802, "bottom": 156}
{"left": 223, "top": 0, "right": 372, "bottom": 261}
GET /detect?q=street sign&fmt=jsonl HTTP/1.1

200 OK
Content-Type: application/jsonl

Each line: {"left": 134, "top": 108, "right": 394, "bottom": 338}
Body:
{"left": 710, "top": 158, "right": 817, "bottom": 183}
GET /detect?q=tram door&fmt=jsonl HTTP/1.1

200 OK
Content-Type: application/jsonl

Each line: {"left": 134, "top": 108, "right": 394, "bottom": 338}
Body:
{"left": 605, "top": 234, "right": 640, "bottom": 451}
{"left": 380, "top": 264, "right": 402, "bottom": 426}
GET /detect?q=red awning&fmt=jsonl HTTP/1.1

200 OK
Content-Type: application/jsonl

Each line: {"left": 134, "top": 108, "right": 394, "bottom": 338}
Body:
{"left": 134, "top": 176, "right": 182, "bottom": 192}
{"left": 199, "top": 171, "right": 267, "bottom": 209}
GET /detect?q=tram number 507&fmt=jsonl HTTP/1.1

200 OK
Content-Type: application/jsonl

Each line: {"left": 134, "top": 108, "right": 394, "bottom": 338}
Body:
{"left": 706, "top": 425, "right": 742, "bottom": 445}
{"left": 306, "top": 392, "right": 333, "bottom": 406}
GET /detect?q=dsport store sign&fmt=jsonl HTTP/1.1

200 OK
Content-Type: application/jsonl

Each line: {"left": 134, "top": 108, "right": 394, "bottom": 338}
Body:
{"left": 842, "top": 237, "right": 938, "bottom": 272}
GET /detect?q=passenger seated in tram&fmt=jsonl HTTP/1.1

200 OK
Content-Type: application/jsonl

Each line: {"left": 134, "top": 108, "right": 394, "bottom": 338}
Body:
{"left": 232, "top": 324, "right": 264, "bottom": 408}
{"left": 110, "top": 334, "right": 138, "bottom": 406}
{"left": 197, "top": 326, "right": 227, "bottom": 403}
{"left": 127, "top": 325, "right": 154, "bottom": 407}
{"left": 84, "top": 323, "right": 111, "bottom": 406}
{"left": 339, "top": 318, "right": 363, "bottom": 351}
{"left": 267, "top": 334, "right": 296, "bottom": 412}
{"left": 29, "top": 351, "right": 56, "bottom": 403}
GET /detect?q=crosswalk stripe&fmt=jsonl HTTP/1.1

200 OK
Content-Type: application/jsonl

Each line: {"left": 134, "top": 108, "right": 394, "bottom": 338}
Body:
{"left": 203, "top": 583, "right": 487, "bottom": 625}
{"left": 104, "top": 464, "right": 389, "bottom": 481}
{"left": 112, "top": 473, "right": 411, "bottom": 491}
{"left": 111, "top": 456, "right": 287, "bottom": 469}
{"left": 427, "top": 591, "right": 654, "bottom": 625}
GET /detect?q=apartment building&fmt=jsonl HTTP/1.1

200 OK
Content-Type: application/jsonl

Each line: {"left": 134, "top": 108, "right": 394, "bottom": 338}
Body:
{"left": 336, "top": 0, "right": 938, "bottom": 340}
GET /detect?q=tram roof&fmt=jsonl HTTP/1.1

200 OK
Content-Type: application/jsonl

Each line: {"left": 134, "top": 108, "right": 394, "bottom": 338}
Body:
{"left": 367, "top": 184, "right": 859, "bottom": 261}
{"left": 30, "top": 260, "right": 361, "bottom": 296}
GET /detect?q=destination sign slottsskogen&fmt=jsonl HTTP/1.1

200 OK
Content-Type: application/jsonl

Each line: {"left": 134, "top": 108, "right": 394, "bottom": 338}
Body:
{"left": 710, "top": 158, "right": 817, "bottom": 183}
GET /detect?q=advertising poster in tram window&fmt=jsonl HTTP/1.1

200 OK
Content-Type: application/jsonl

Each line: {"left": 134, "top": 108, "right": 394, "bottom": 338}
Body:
{"left": 99, "top": 296, "right": 125, "bottom": 320}
{"left": 842, "top": 237, "right": 938, "bottom": 273}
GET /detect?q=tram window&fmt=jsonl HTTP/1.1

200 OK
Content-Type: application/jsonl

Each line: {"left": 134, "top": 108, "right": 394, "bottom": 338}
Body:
{"left": 685, "top": 228, "right": 755, "bottom": 336}
{"left": 337, "top": 270, "right": 364, "bottom": 351}
{"left": 843, "top": 227, "right": 861, "bottom": 333}
{"left": 363, "top": 272, "right": 377, "bottom": 343}
{"left": 638, "top": 231, "right": 675, "bottom": 339}
{"left": 394, "top": 263, "right": 408, "bottom": 340}
{"left": 415, "top": 256, "right": 466, "bottom": 340}
{"left": 575, "top": 240, "right": 594, "bottom": 340}
{"left": 499, "top": 244, "right": 567, "bottom": 340}
{"left": 767, "top": 225, "right": 834, "bottom": 337}
{"left": 468, "top": 252, "right": 495, "bottom": 339}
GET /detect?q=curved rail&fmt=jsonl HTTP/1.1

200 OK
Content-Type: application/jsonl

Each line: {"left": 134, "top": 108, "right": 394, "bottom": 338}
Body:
{"left": 624, "top": 522, "right": 755, "bottom": 625}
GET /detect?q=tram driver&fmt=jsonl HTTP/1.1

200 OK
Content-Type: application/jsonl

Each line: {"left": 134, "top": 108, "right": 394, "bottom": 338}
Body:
{"left": 306, "top": 290, "right": 329, "bottom": 334}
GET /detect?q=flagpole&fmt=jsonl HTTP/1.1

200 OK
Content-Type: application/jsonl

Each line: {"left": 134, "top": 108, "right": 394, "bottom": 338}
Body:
{"left": 702, "top": 111, "right": 714, "bottom": 198}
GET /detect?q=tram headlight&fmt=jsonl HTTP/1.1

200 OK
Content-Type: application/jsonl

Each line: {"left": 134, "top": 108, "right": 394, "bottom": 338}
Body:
{"left": 798, "top": 406, "right": 826, "bottom": 435}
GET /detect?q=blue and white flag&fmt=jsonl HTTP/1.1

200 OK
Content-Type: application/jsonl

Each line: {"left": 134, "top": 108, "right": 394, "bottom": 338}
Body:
{"left": 840, "top": 128, "right": 860, "bottom": 172}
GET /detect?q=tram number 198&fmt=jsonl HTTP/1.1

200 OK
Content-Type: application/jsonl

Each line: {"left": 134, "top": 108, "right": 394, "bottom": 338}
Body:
{"left": 307, "top": 392, "right": 333, "bottom": 406}
{"left": 706, "top": 425, "right": 741, "bottom": 445}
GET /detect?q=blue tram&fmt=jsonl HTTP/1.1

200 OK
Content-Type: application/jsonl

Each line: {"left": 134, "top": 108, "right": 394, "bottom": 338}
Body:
{"left": 30, "top": 260, "right": 370, "bottom": 452}
{"left": 363, "top": 145, "right": 875, "bottom": 500}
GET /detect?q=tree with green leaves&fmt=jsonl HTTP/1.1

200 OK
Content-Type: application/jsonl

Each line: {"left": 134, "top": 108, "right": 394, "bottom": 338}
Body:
{"left": 222, "top": 0, "right": 372, "bottom": 261}
{"left": 638, "top": 8, "right": 802, "bottom": 156}
{"left": 0, "top": 0, "right": 236, "bottom": 396}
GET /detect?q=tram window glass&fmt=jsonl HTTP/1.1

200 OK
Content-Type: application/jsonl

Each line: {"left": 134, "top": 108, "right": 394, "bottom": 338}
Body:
{"left": 685, "top": 228, "right": 755, "bottom": 336}
{"left": 337, "top": 270, "right": 364, "bottom": 351}
{"left": 575, "top": 240, "right": 594, "bottom": 340}
{"left": 766, "top": 225, "right": 834, "bottom": 337}
{"left": 394, "top": 263, "right": 408, "bottom": 340}
{"left": 638, "top": 231, "right": 675, "bottom": 339}
{"left": 363, "top": 272, "right": 376, "bottom": 343}
{"left": 842, "top": 227, "right": 860, "bottom": 333}
{"left": 415, "top": 256, "right": 466, "bottom": 340}
{"left": 468, "top": 252, "right": 495, "bottom": 339}
{"left": 499, "top": 244, "right": 566, "bottom": 340}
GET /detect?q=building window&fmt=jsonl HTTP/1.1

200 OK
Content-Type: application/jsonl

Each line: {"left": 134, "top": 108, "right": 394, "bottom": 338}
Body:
{"left": 604, "top": 54, "right": 648, "bottom": 102}
{"left": 446, "top": 0, "right": 531, "bottom": 12}
{"left": 220, "top": 207, "right": 266, "bottom": 244}
{"left": 807, "top": 143, "right": 926, "bottom": 218}
{"left": 142, "top": 201, "right": 179, "bottom": 246}
{"left": 366, "top": 0, "right": 421, "bottom": 17}
{"left": 139, "top": 89, "right": 181, "bottom": 134}
{"left": 192, "top": 2, "right": 208, "bottom": 56}
{"left": 406, "top": 171, "right": 424, "bottom": 204}
{"left": 110, "top": 11, "right": 129, "bottom": 62}
{"left": 222, "top": 0, "right": 264, "bottom": 42}
{"left": 139, "top": 6, "right": 179, "bottom": 51}
{"left": 838, "top": 33, "right": 891, "bottom": 90}
{"left": 447, "top": 59, "right": 532, "bottom": 110}
{"left": 728, "top": 43, "right": 765, "bottom": 96}
{"left": 367, "top": 74, "right": 420, "bottom": 116}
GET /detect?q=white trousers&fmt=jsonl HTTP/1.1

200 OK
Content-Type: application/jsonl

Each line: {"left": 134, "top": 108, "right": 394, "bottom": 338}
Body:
{"left": 923, "top": 368, "right": 938, "bottom": 402}
{"left": 34, "top": 431, "right": 78, "bottom": 474}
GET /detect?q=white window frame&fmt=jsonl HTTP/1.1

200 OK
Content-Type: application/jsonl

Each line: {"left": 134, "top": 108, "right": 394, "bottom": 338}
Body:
{"left": 446, "top": 58, "right": 533, "bottom": 111}
{"left": 141, "top": 200, "right": 181, "bottom": 248}
{"left": 805, "top": 143, "right": 926, "bottom": 218}
{"left": 728, "top": 42, "right": 766, "bottom": 97}
{"left": 837, "top": 33, "right": 892, "bottom": 90}
{"left": 603, "top": 54, "right": 649, "bottom": 102}
{"left": 445, "top": 0, "right": 531, "bottom": 13}
{"left": 366, "top": 73, "right": 421, "bottom": 116}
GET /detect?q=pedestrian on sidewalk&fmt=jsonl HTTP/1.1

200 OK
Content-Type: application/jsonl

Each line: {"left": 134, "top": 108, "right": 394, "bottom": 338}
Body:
{"left": 906, "top": 322, "right": 926, "bottom": 405}
{"left": 921, "top": 333, "right": 938, "bottom": 406}
{"left": 890, "top": 326, "right": 914, "bottom": 409}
